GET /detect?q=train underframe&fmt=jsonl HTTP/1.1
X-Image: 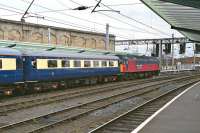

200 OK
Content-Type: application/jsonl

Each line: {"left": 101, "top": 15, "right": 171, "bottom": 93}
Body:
{"left": 0, "top": 70, "right": 160, "bottom": 96}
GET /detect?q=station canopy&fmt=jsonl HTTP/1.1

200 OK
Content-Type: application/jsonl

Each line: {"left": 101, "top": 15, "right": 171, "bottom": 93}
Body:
{"left": 140, "top": 0, "right": 200, "bottom": 42}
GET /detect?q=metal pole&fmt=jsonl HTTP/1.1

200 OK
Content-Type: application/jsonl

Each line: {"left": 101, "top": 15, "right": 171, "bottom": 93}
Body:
{"left": 159, "top": 40, "right": 162, "bottom": 70}
{"left": 105, "top": 23, "right": 109, "bottom": 50}
{"left": 172, "top": 34, "right": 174, "bottom": 69}
{"left": 193, "top": 43, "right": 196, "bottom": 70}
{"left": 113, "top": 39, "right": 115, "bottom": 52}
{"left": 21, "top": 0, "right": 35, "bottom": 22}
{"left": 48, "top": 27, "right": 51, "bottom": 45}
{"left": 166, "top": 55, "right": 168, "bottom": 70}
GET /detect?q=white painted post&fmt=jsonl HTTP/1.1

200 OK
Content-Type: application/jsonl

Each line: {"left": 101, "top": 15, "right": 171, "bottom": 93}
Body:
{"left": 172, "top": 34, "right": 174, "bottom": 69}
{"left": 105, "top": 23, "right": 109, "bottom": 50}
{"left": 48, "top": 27, "right": 51, "bottom": 45}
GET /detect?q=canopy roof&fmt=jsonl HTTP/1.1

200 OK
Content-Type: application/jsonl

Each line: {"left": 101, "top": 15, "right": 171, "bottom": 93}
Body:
{"left": 0, "top": 40, "right": 141, "bottom": 57}
{"left": 141, "top": 0, "right": 200, "bottom": 42}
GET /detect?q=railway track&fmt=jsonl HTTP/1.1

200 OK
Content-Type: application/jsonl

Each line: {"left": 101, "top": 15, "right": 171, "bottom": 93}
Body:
{"left": 0, "top": 75, "right": 199, "bottom": 133}
{"left": 89, "top": 80, "right": 198, "bottom": 133}
{"left": 0, "top": 73, "right": 190, "bottom": 114}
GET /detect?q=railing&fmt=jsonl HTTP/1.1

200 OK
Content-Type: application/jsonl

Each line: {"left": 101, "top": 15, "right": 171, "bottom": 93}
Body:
{"left": 162, "top": 64, "right": 197, "bottom": 71}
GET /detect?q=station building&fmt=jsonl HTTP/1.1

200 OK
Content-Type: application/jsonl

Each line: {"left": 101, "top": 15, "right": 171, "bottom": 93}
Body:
{"left": 0, "top": 18, "right": 115, "bottom": 51}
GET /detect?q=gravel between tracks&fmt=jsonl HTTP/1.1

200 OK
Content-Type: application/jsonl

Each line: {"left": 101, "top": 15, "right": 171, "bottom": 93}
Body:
{"left": 0, "top": 73, "right": 198, "bottom": 133}
{"left": 0, "top": 78, "right": 174, "bottom": 130}
{"left": 37, "top": 79, "right": 200, "bottom": 133}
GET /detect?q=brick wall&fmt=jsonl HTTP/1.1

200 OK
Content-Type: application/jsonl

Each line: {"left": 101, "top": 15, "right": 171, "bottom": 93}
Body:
{"left": 0, "top": 19, "right": 115, "bottom": 51}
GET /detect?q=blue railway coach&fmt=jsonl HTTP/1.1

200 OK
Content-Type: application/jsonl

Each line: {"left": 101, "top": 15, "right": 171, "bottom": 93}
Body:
{"left": 0, "top": 47, "right": 160, "bottom": 95}
{"left": 22, "top": 50, "right": 120, "bottom": 89}
{"left": 0, "top": 48, "right": 23, "bottom": 94}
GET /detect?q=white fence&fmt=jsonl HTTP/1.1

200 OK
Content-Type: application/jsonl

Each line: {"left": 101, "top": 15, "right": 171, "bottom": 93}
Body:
{"left": 162, "top": 64, "right": 196, "bottom": 72}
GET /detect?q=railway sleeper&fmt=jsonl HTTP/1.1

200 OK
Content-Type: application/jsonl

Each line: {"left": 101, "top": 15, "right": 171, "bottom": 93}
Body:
{"left": 103, "top": 126, "right": 133, "bottom": 132}
{"left": 114, "top": 119, "right": 141, "bottom": 125}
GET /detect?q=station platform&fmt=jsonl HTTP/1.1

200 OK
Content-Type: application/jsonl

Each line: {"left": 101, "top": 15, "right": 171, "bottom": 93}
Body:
{"left": 132, "top": 81, "right": 200, "bottom": 133}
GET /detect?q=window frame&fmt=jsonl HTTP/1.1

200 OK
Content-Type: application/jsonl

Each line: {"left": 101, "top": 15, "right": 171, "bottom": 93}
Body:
{"left": 84, "top": 60, "right": 91, "bottom": 68}
{"left": 109, "top": 61, "right": 114, "bottom": 67}
{"left": 93, "top": 60, "right": 99, "bottom": 68}
{"left": 61, "top": 60, "right": 70, "bottom": 68}
{"left": 0, "top": 58, "right": 17, "bottom": 70}
{"left": 47, "top": 60, "right": 58, "bottom": 68}
{"left": 74, "top": 60, "right": 81, "bottom": 68}
{"left": 101, "top": 60, "right": 107, "bottom": 67}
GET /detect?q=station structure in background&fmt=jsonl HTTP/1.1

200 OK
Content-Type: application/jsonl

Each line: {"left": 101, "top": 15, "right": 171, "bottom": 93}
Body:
{"left": 117, "top": 0, "right": 200, "bottom": 71}
{"left": 140, "top": 0, "right": 200, "bottom": 42}
{"left": 0, "top": 0, "right": 199, "bottom": 72}
{"left": 0, "top": 18, "right": 115, "bottom": 51}
{"left": 116, "top": 37, "right": 200, "bottom": 70}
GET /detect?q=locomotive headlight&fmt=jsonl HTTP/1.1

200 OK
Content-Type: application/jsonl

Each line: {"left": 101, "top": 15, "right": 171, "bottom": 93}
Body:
{"left": 4, "top": 90, "right": 12, "bottom": 95}
{"left": 34, "top": 87, "right": 41, "bottom": 91}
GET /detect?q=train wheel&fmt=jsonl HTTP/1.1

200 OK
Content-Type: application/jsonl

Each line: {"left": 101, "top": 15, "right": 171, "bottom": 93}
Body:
{"left": 4, "top": 89, "right": 13, "bottom": 96}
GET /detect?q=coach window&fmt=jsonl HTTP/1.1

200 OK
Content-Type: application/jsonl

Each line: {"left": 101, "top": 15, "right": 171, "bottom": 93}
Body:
{"left": 109, "top": 61, "right": 114, "bottom": 67}
{"left": 102, "top": 61, "right": 107, "bottom": 67}
{"left": 74, "top": 60, "right": 81, "bottom": 67}
{"left": 0, "top": 59, "right": 2, "bottom": 69}
{"left": 84, "top": 61, "right": 91, "bottom": 67}
{"left": 93, "top": 61, "right": 99, "bottom": 67}
{"left": 48, "top": 60, "right": 57, "bottom": 68}
{"left": 62, "top": 60, "right": 70, "bottom": 67}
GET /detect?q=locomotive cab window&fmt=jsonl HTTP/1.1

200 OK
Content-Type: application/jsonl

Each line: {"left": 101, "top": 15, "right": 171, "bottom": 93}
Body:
{"left": 84, "top": 61, "right": 91, "bottom": 67}
{"left": 93, "top": 61, "right": 99, "bottom": 67}
{"left": 62, "top": 60, "right": 70, "bottom": 67}
{"left": 74, "top": 60, "right": 81, "bottom": 67}
{"left": 48, "top": 60, "right": 57, "bottom": 68}
{"left": 102, "top": 61, "right": 107, "bottom": 67}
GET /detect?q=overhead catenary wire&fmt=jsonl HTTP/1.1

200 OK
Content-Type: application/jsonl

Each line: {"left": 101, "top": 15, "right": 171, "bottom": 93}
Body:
{"left": 0, "top": 1, "right": 106, "bottom": 31}
{"left": 55, "top": 1, "right": 148, "bottom": 33}
{"left": 0, "top": 8, "right": 152, "bottom": 34}
{"left": 19, "top": 0, "right": 106, "bottom": 27}
{"left": 0, "top": 10, "right": 159, "bottom": 36}
{"left": 0, "top": 0, "right": 166, "bottom": 39}
{"left": 104, "top": 3, "right": 142, "bottom": 7}
{"left": 0, "top": 4, "right": 132, "bottom": 40}
{"left": 0, "top": 0, "right": 169, "bottom": 37}
{"left": 18, "top": 0, "right": 164, "bottom": 36}
{"left": 94, "top": 0, "right": 171, "bottom": 37}
{"left": 55, "top": 0, "right": 163, "bottom": 36}
{"left": 0, "top": 4, "right": 99, "bottom": 32}
{"left": 0, "top": 6, "right": 22, "bottom": 14}
{"left": 67, "top": 0, "right": 168, "bottom": 36}
{"left": 20, "top": 0, "right": 149, "bottom": 35}
{"left": 96, "top": 12, "right": 162, "bottom": 36}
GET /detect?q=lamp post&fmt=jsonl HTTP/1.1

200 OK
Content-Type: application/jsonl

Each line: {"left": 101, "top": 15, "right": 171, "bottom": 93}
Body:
{"left": 171, "top": 34, "right": 175, "bottom": 69}
{"left": 193, "top": 43, "right": 196, "bottom": 70}
{"left": 159, "top": 40, "right": 162, "bottom": 70}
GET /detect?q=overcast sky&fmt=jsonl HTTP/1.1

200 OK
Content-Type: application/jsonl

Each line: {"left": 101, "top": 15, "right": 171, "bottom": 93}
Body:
{"left": 0, "top": 0, "right": 196, "bottom": 58}
{"left": 0, "top": 0, "right": 183, "bottom": 40}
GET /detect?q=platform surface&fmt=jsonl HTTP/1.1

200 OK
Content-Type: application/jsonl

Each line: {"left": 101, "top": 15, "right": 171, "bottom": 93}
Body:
{"left": 137, "top": 81, "right": 200, "bottom": 133}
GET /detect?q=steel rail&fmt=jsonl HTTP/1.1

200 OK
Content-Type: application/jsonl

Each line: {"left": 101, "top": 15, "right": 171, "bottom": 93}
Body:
{"left": 0, "top": 75, "right": 196, "bottom": 132}
{"left": 89, "top": 80, "right": 198, "bottom": 133}
{"left": 0, "top": 73, "right": 188, "bottom": 114}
